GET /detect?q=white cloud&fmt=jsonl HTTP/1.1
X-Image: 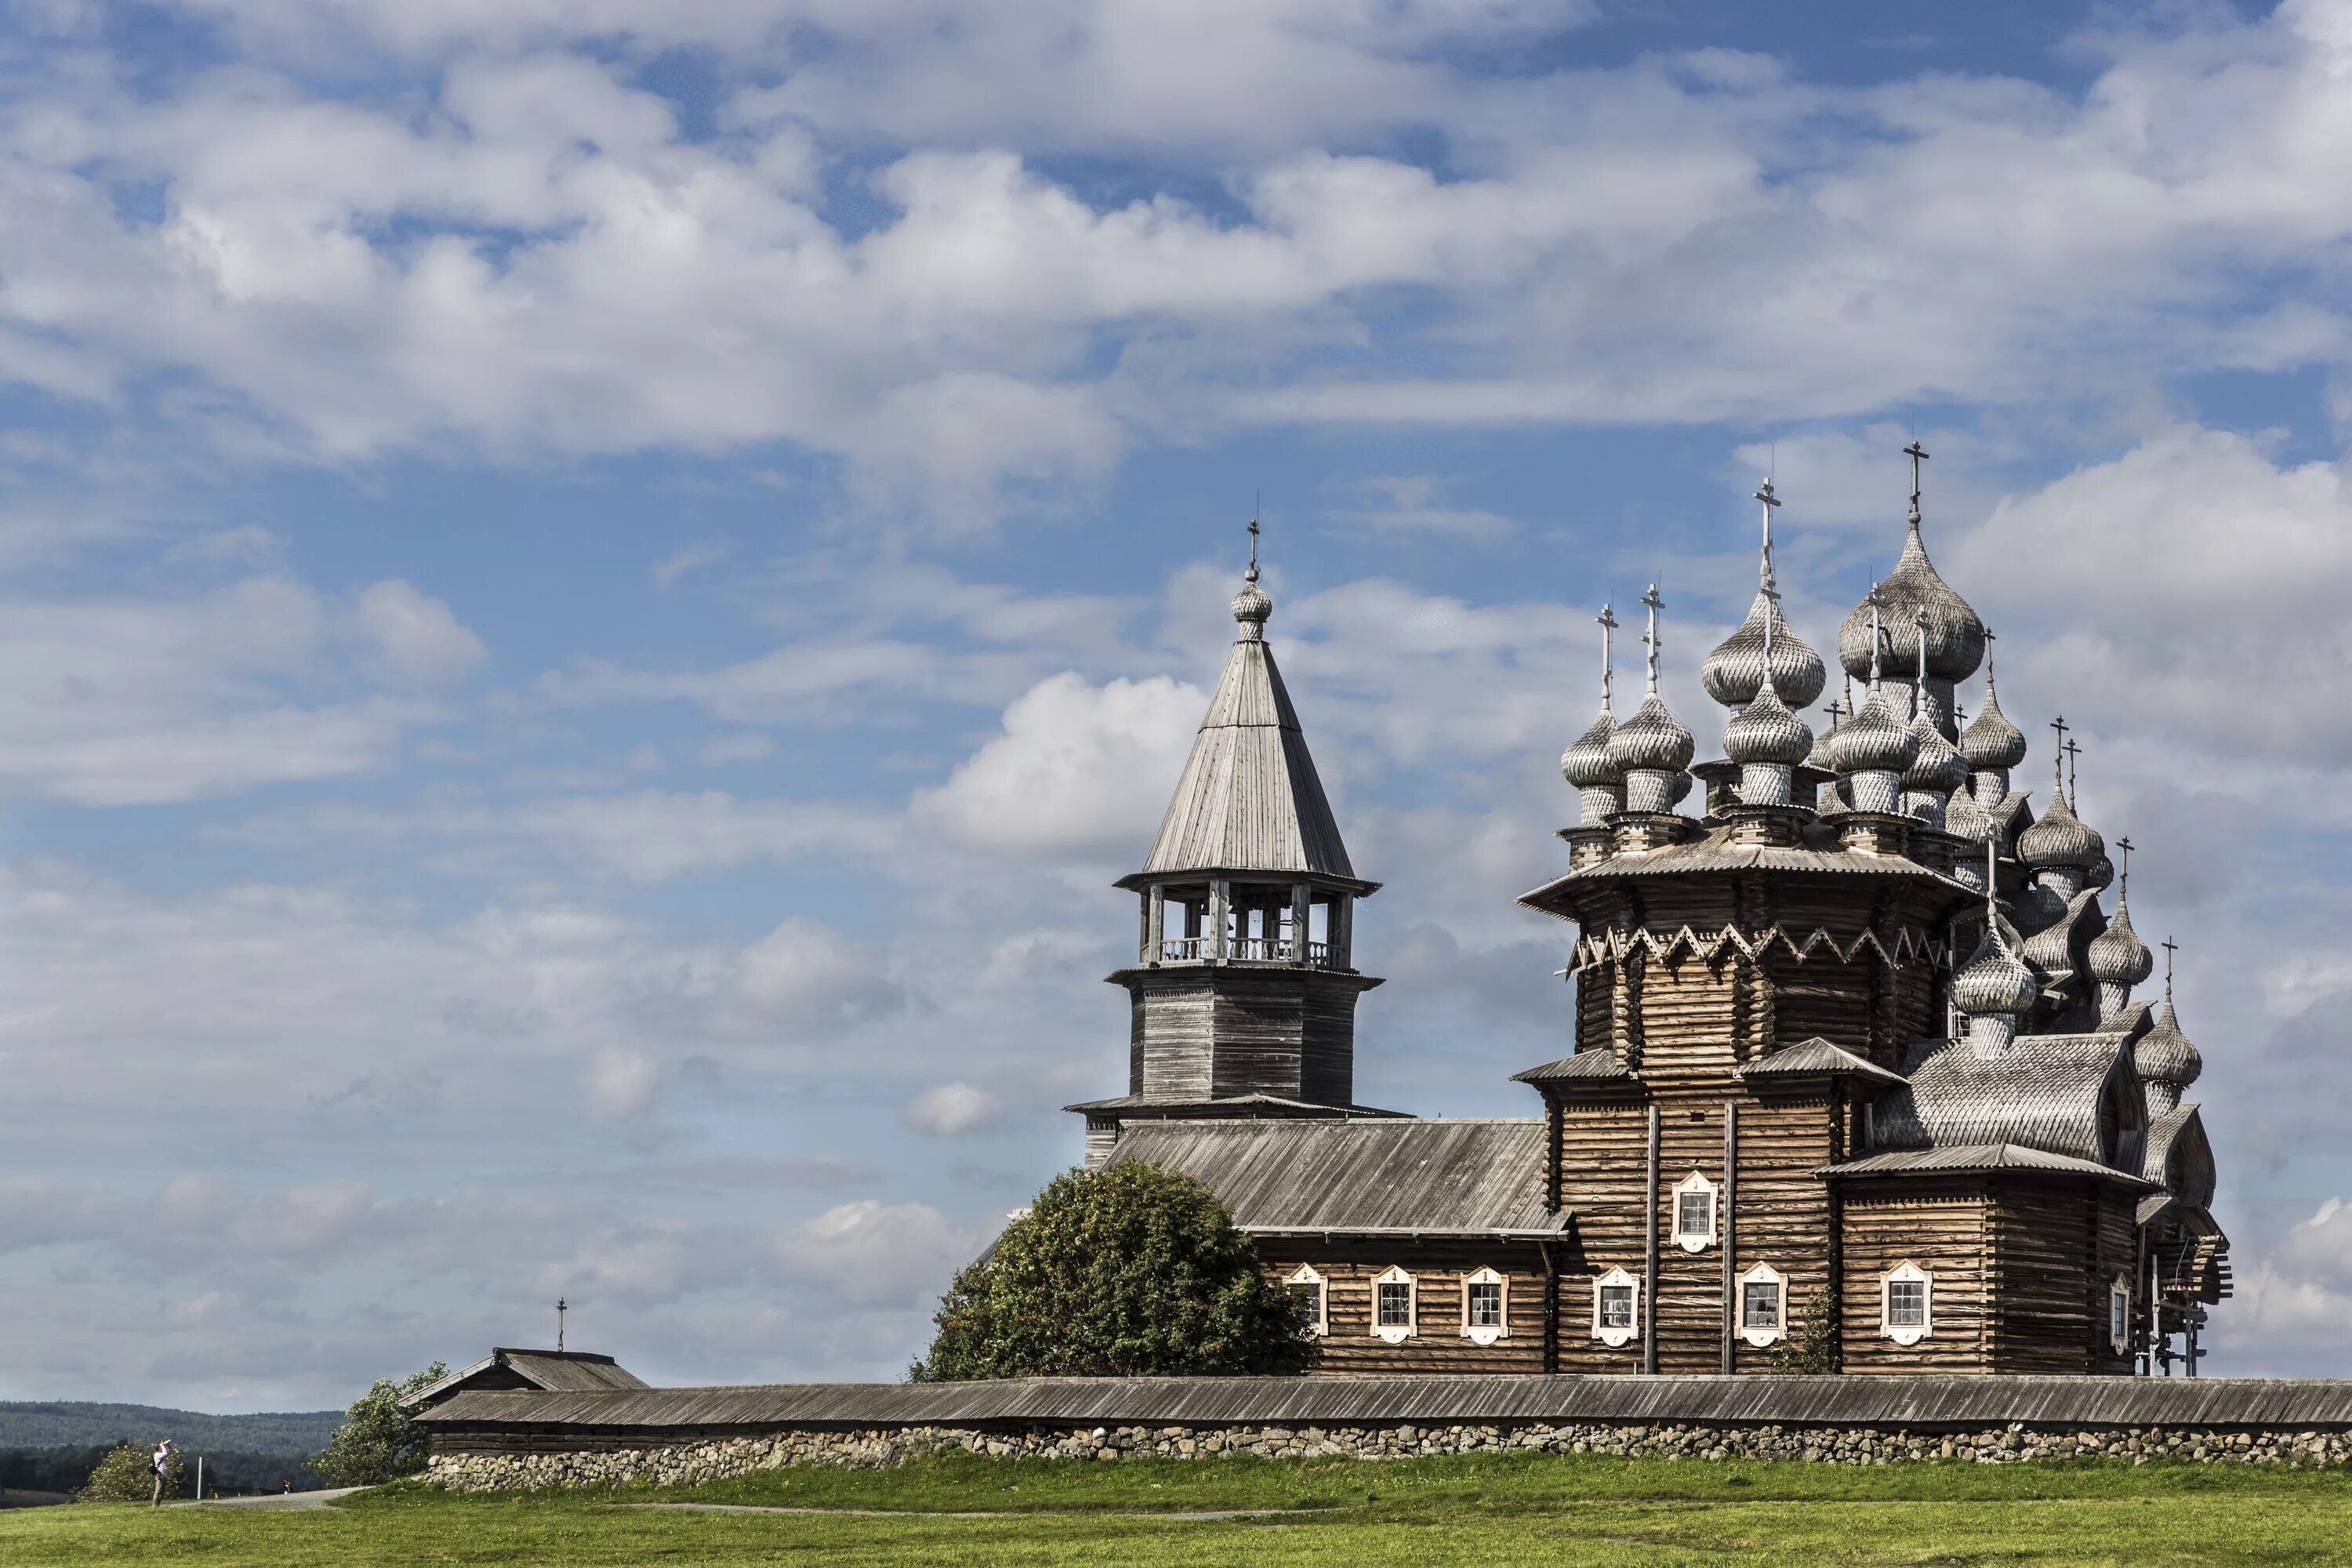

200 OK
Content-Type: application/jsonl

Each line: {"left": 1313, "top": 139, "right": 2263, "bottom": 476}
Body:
{"left": 583, "top": 1047, "right": 659, "bottom": 1120}
{"left": 353, "top": 579, "right": 488, "bottom": 685}
{"left": 913, "top": 671, "right": 1201, "bottom": 856}
{"left": 901, "top": 1082, "right": 999, "bottom": 1137}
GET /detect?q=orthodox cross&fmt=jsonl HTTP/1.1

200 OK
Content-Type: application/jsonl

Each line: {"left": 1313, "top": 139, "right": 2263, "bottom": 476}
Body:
{"left": 1824, "top": 698, "right": 1844, "bottom": 731}
{"left": 1597, "top": 603, "right": 1619, "bottom": 713}
{"left": 1904, "top": 440, "right": 1930, "bottom": 520}
{"left": 1865, "top": 584, "right": 1885, "bottom": 682}
{"left": 2115, "top": 835, "right": 2135, "bottom": 898}
{"left": 1982, "top": 625, "right": 1997, "bottom": 684}
{"left": 1245, "top": 513, "right": 1261, "bottom": 583}
{"left": 1913, "top": 607, "right": 1933, "bottom": 720}
{"left": 2162, "top": 936, "right": 2179, "bottom": 1002}
{"left": 2049, "top": 715, "right": 2069, "bottom": 794}
{"left": 2063, "top": 738, "right": 2082, "bottom": 807}
{"left": 1640, "top": 584, "right": 1665, "bottom": 695}
{"left": 1754, "top": 477, "right": 1781, "bottom": 586}
{"left": 1954, "top": 702, "right": 1968, "bottom": 733}
{"left": 557, "top": 1298, "right": 567, "bottom": 1353}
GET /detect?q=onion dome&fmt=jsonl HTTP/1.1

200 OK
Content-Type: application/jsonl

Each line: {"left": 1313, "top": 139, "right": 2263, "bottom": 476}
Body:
{"left": 2089, "top": 898, "right": 2154, "bottom": 989}
{"left": 2017, "top": 793, "right": 2103, "bottom": 871}
{"left": 1904, "top": 716, "right": 1968, "bottom": 796}
{"left": 1959, "top": 681, "right": 2027, "bottom": 770}
{"left": 1954, "top": 926, "right": 2039, "bottom": 1016}
{"left": 1723, "top": 683, "right": 1815, "bottom": 768}
{"left": 1702, "top": 590, "right": 1827, "bottom": 711}
{"left": 2136, "top": 1000, "right": 2203, "bottom": 1093}
{"left": 1230, "top": 577, "right": 1272, "bottom": 629}
{"left": 1942, "top": 785, "right": 1996, "bottom": 843}
{"left": 1559, "top": 711, "right": 1621, "bottom": 788}
{"left": 1823, "top": 683, "right": 1919, "bottom": 776}
{"left": 1605, "top": 693, "right": 1695, "bottom": 775}
{"left": 1837, "top": 520, "right": 1986, "bottom": 684}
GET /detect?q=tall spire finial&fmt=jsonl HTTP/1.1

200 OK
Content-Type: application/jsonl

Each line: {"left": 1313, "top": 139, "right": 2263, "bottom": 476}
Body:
{"left": 1865, "top": 584, "right": 1885, "bottom": 684}
{"left": 2064, "top": 738, "right": 2082, "bottom": 808}
{"left": 1984, "top": 836, "right": 1998, "bottom": 923}
{"left": 1904, "top": 439, "right": 1930, "bottom": 530}
{"left": 2116, "top": 834, "right": 2135, "bottom": 899}
{"left": 1246, "top": 510, "right": 1260, "bottom": 584}
{"left": 2162, "top": 935, "right": 2178, "bottom": 1003}
{"left": 1983, "top": 626, "right": 1998, "bottom": 692}
{"left": 1597, "top": 602, "right": 1619, "bottom": 714}
{"left": 2049, "top": 714, "right": 2069, "bottom": 795}
{"left": 1640, "top": 583, "right": 1664, "bottom": 697}
{"left": 1753, "top": 477, "right": 1782, "bottom": 590}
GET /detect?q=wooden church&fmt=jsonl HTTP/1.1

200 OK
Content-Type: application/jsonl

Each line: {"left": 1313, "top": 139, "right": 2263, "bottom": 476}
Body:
{"left": 1068, "top": 455, "right": 2229, "bottom": 1377}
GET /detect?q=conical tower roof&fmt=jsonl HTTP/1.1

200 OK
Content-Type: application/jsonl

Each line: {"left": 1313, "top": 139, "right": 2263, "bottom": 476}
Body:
{"left": 1132, "top": 565, "right": 1359, "bottom": 884}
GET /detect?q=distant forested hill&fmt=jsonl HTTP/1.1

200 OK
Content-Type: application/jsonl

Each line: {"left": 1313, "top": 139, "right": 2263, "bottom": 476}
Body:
{"left": 0, "top": 1403, "right": 340, "bottom": 1456}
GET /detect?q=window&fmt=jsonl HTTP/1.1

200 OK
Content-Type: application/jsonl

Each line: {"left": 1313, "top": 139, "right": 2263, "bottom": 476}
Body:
{"left": 1462, "top": 1267, "right": 1508, "bottom": 1345}
{"left": 1373, "top": 1265, "right": 1415, "bottom": 1344}
{"left": 2109, "top": 1278, "right": 2131, "bottom": 1352}
{"left": 1737, "top": 1262, "right": 1787, "bottom": 1348}
{"left": 1880, "top": 1261, "right": 1933, "bottom": 1345}
{"left": 1592, "top": 1265, "right": 1641, "bottom": 1348}
{"left": 1671, "top": 1171, "right": 1718, "bottom": 1252}
{"left": 1285, "top": 1264, "right": 1327, "bottom": 1338}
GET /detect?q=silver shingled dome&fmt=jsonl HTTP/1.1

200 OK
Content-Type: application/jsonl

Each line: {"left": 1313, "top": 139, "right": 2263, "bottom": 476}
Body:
{"left": 1604, "top": 692, "right": 1696, "bottom": 775}
{"left": 2017, "top": 793, "right": 2104, "bottom": 871}
{"left": 1702, "top": 590, "right": 1828, "bottom": 711}
{"left": 1823, "top": 682, "right": 1920, "bottom": 776}
{"left": 1559, "top": 710, "right": 1621, "bottom": 788}
{"left": 1838, "top": 521, "right": 1985, "bottom": 684}
{"left": 1723, "top": 684, "right": 1815, "bottom": 768}
{"left": 2088, "top": 898, "right": 2154, "bottom": 988}
{"left": 1959, "top": 682, "right": 2028, "bottom": 769}
{"left": 1953, "top": 927, "right": 2039, "bottom": 1016}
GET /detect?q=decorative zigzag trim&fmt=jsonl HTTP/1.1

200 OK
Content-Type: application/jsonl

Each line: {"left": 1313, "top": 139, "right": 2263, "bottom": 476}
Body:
{"left": 1559, "top": 923, "right": 1938, "bottom": 977}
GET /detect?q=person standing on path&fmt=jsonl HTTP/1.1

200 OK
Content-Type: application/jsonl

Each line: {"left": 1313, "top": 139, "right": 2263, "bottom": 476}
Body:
{"left": 150, "top": 1440, "right": 175, "bottom": 1506}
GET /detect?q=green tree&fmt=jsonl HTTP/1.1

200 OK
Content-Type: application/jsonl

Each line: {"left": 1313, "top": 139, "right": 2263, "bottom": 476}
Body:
{"left": 911, "top": 1162, "right": 1316, "bottom": 1381}
{"left": 1773, "top": 1287, "right": 1838, "bottom": 1374}
{"left": 315, "top": 1360, "right": 448, "bottom": 1486}
{"left": 76, "top": 1443, "right": 181, "bottom": 1504}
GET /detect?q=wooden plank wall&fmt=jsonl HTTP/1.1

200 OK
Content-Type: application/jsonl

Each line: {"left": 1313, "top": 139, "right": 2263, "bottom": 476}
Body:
{"left": 1254, "top": 1243, "right": 1550, "bottom": 1376}
{"left": 1838, "top": 1178, "right": 1991, "bottom": 1373}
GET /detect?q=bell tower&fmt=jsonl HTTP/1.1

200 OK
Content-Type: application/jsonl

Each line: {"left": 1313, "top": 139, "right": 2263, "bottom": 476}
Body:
{"left": 1069, "top": 527, "right": 1395, "bottom": 1165}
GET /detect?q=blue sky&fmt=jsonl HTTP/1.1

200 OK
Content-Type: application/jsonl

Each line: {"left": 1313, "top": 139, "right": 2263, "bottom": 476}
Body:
{"left": 5, "top": 0, "right": 2352, "bottom": 1405}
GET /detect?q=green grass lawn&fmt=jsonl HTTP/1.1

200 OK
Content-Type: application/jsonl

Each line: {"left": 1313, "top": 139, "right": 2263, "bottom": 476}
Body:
{"left": 5, "top": 1450, "right": 2350, "bottom": 1566}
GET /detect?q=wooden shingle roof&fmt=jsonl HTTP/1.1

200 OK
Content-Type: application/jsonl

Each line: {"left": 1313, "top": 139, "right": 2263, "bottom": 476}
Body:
{"left": 1127, "top": 631, "right": 1361, "bottom": 887}
{"left": 1109, "top": 1118, "right": 1561, "bottom": 1236}
{"left": 401, "top": 1348, "right": 649, "bottom": 1410}
{"left": 1871, "top": 1033, "right": 2138, "bottom": 1166}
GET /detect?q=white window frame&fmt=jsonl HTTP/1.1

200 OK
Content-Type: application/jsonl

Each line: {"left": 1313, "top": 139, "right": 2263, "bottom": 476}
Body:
{"left": 1285, "top": 1263, "right": 1327, "bottom": 1338}
{"left": 1592, "top": 1265, "right": 1641, "bottom": 1348}
{"left": 2109, "top": 1276, "right": 2131, "bottom": 1353}
{"left": 1737, "top": 1261, "right": 1788, "bottom": 1348}
{"left": 1880, "top": 1261, "right": 1933, "bottom": 1345}
{"left": 1461, "top": 1266, "right": 1509, "bottom": 1345}
{"left": 1671, "top": 1171, "right": 1718, "bottom": 1253}
{"left": 1372, "top": 1265, "right": 1416, "bottom": 1344}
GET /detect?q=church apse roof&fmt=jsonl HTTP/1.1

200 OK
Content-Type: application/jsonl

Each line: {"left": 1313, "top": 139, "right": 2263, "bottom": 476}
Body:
{"left": 1110, "top": 1119, "right": 1562, "bottom": 1236}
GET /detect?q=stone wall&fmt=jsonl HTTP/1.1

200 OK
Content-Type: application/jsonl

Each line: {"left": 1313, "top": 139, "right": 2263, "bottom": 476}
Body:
{"left": 426, "top": 1417, "right": 2352, "bottom": 1491}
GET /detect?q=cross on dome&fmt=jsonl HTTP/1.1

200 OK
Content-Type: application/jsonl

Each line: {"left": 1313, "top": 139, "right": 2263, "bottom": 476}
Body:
{"left": 1640, "top": 583, "right": 1664, "bottom": 695}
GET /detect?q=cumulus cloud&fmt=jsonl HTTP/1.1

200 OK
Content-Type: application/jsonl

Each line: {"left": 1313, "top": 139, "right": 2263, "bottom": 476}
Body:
{"left": 913, "top": 671, "right": 1201, "bottom": 857}
{"left": 353, "top": 579, "right": 488, "bottom": 685}
{"left": 901, "top": 1082, "right": 1000, "bottom": 1137}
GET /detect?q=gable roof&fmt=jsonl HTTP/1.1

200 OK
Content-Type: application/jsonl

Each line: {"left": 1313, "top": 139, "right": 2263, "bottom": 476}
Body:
{"left": 1820, "top": 1142, "right": 2154, "bottom": 1185}
{"left": 1871, "top": 1033, "right": 2137, "bottom": 1166}
{"left": 1511, "top": 1051, "right": 1635, "bottom": 1085}
{"left": 1738, "top": 1037, "right": 1910, "bottom": 1089}
{"left": 1110, "top": 1118, "right": 1561, "bottom": 1236}
{"left": 1125, "top": 632, "right": 1360, "bottom": 887}
{"left": 401, "top": 1348, "right": 648, "bottom": 1410}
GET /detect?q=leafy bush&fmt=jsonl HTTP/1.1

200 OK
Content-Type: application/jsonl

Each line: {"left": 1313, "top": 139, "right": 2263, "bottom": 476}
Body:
{"left": 76, "top": 1443, "right": 180, "bottom": 1503}
{"left": 1773, "top": 1287, "right": 1838, "bottom": 1374}
{"left": 316, "top": 1362, "right": 448, "bottom": 1486}
{"left": 911, "top": 1162, "right": 1316, "bottom": 1381}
